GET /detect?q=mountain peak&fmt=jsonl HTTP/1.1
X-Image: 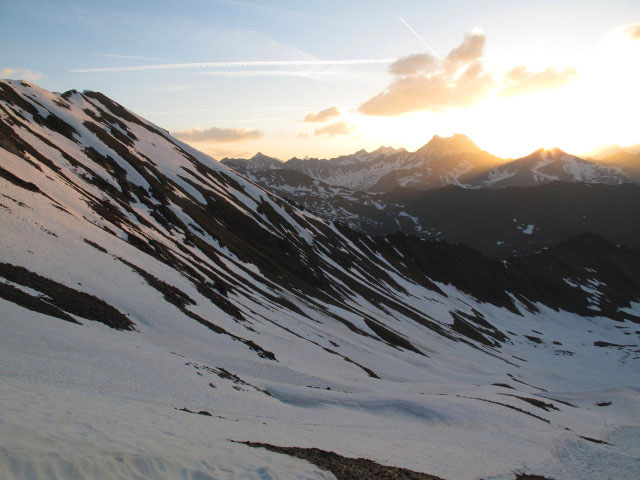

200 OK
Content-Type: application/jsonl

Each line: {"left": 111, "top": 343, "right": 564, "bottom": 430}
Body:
{"left": 530, "top": 147, "right": 570, "bottom": 159}
{"left": 250, "top": 152, "right": 279, "bottom": 162}
{"left": 419, "top": 133, "right": 481, "bottom": 155}
{"left": 372, "top": 145, "right": 404, "bottom": 155}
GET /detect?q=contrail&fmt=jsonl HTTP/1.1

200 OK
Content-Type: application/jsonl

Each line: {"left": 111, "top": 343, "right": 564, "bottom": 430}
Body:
{"left": 71, "top": 59, "right": 395, "bottom": 73}
{"left": 398, "top": 16, "right": 441, "bottom": 59}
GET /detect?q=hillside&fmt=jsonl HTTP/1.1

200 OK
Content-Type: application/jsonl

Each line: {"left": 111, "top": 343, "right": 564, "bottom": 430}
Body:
{"left": 1, "top": 80, "right": 640, "bottom": 480}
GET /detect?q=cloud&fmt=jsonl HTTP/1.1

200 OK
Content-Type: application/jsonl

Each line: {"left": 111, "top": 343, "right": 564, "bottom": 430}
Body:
{"left": 213, "top": 0, "right": 331, "bottom": 23}
{"left": 304, "top": 106, "right": 340, "bottom": 123}
{"left": 297, "top": 133, "right": 310, "bottom": 139}
{"left": 313, "top": 121, "right": 354, "bottom": 137}
{"left": 172, "top": 126, "right": 263, "bottom": 142}
{"left": 70, "top": 58, "right": 394, "bottom": 73}
{"left": 142, "top": 108, "right": 209, "bottom": 115}
{"left": 389, "top": 53, "right": 435, "bottom": 76}
{"left": 359, "top": 31, "right": 494, "bottom": 116}
{"left": 207, "top": 147, "right": 251, "bottom": 159}
{"left": 446, "top": 31, "right": 486, "bottom": 64}
{"left": 1, "top": 68, "right": 44, "bottom": 81}
{"left": 500, "top": 66, "right": 577, "bottom": 96}
{"left": 625, "top": 22, "right": 640, "bottom": 40}
{"left": 200, "top": 70, "right": 335, "bottom": 79}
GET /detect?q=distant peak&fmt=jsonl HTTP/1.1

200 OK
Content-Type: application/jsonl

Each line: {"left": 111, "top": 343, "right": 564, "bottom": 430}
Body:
{"left": 372, "top": 145, "right": 403, "bottom": 155}
{"left": 419, "top": 133, "right": 481, "bottom": 155}
{"left": 250, "top": 152, "right": 278, "bottom": 162}
{"left": 531, "top": 147, "right": 570, "bottom": 158}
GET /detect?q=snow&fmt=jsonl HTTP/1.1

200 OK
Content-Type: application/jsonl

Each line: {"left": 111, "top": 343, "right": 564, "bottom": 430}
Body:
{"left": 2, "top": 79, "right": 640, "bottom": 480}
{"left": 520, "top": 224, "right": 535, "bottom": 235}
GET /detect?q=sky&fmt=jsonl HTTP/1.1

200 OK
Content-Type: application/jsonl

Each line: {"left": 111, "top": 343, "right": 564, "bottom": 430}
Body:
{"left": 1, "top": 0, "right": 639, "bottom": 160}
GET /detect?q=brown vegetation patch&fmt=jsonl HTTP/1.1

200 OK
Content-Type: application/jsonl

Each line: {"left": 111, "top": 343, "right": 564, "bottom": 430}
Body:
{"left": 239, "top": 442, "right": 446, "bottom": 480}
{"left": 0, "top": 263, "right": 133, "bottom": 330}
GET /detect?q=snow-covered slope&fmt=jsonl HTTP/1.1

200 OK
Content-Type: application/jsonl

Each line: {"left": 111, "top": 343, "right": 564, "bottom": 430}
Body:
{"left": 477, "top": 148, "right": 632, "bottom": 187}
{"left": 223, "top": 138, "right": 639, "bottom": 196}
{"left": 598, "top": 150, "right": 640, "bottom": 177}
{"left": 2, "top": 80, "right": 640, "bottom": 480}
{"left": 223, "top": 134, "right": 502, "bottom": 192}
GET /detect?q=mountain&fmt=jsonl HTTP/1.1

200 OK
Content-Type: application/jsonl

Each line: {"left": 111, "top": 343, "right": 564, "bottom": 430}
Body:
{"left": 221, "top": 151, "right": 283, "bottom": 173}
{"left": 475, "top": 147, "right": 633, "bottom": 187}
{"left": 222, "top": 134, "right": 502, "bottom": 192}
{"left": 221, "top": 145, "right": 640, "bottom": 256}
{"left": 231, "top": 174, "right": 640, "bottom": 257}
{"left": 586, "top": 143, "right": 640, "bottom": 159}
{"left": 369, "top": 134, "right": 502, "bottom": 191}
{"left": 599, "top": 150, "right": 640, "bottom": 177}
{"left": 2, "top": 80, "right": 640, "bottom": 479}
{"left": 223, "top": 139, "right": 639, "bottom": 206}
{"left": 380, "top": 182, "right": 640, "bottom": 257}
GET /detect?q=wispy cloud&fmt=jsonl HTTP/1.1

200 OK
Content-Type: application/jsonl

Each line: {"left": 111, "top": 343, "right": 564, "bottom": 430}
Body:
{"left": 223, "top": 117, "right": 289, "bottom": 124}
{"left": 207, "top": 146, "right": 251, "bottom": 159}
{"left": 500, "top": 66, "right": 577, "bottom": 96}
{"left": 1, "top": 67, "right": 44, "bottom": 81}
{"left": 70, "top": 59, "right": 394, "bottom": 73}
{"left": 255, "top": 105, "right": 312, "bottom": 111}
{"left": 173, "top": 126, "right": 263, "bottom": 142}
{"left": 304, "top": 106, "right": 340, "bottom": 123}
{"left": 199, "top": 70, "right": 335, "bottom": 79}
{"left": 359, "top": 29, "right": 577, "bottom": 116}
{"left": 624, "top": 22, "right": 640, "bottom": 40}
{"left": 314, "top": 121, "right": 355, "bottom": 137}
{"left": 98, "top": 53, "right": 170, "bottom": 62}
{"left": 141, "top": 108, "right": 209, "bottom": 115}
{"left": 389, "top": 53, "right": 435, "bottom": 76}
{"left": 359, "top": 31, "right": 493, "bottom": 116}
{"left": 212, "top": 0, "right": 331, "bottom": 23}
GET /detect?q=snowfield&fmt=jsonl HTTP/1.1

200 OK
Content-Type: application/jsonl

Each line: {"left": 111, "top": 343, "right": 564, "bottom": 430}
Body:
{"left": 1, "top": 80, "right": 640, "bottom": 480}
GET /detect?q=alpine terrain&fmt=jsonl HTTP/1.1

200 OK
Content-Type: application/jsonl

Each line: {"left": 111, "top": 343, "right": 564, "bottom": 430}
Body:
{"left": 222, "top": 136, "right": 640, "bottom": 257}
{"left": 1, "top": 80, "right": 640, "bottom": 480}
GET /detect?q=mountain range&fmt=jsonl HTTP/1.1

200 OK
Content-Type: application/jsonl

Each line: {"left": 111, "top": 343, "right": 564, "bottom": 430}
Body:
{"left": 1, "top": 80, "right": 640, "bottom": 480}
{"left": 222, "top": 134, "right": 639, "bottom": 192}
{"left": 221, "top": 136, "right": 640, "bottom": 257}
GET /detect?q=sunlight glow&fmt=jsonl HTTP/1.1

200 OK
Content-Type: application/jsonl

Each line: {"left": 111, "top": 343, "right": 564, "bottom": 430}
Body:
{"left": 349, "top": 25, "right": 640, "bottom": 159}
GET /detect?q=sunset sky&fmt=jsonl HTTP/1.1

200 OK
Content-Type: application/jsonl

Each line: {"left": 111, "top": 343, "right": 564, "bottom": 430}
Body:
{"left": 2, "top": 0, "right": 639, "bottom": 160}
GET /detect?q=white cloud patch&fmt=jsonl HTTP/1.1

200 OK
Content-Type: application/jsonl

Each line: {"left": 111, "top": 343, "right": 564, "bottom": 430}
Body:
{"left": 359, "top": 31, "right": 494, "bottom": 116}
{"left": 388, "top": 53, "right": 435, "bottom": 76}
{"left": 500, "top": 66, "right": 577, "bottom": 96}
{"left": 304, "top": 106, "right": 340, "bottom": 123}
{"left": 446, "top": 31, "right": 486, "bottom": 64}
{"left": 172, "top": 126, "right": 263, "bottom": 142}
{"left": 1, "top": 68, "right": 44, "bottom": 82}
{"left": 314, "top": 121, "right": 354, "bottom": 137}
{"left": 359, "top": 30, "right": 580, "bottom": 116}
{"left": 625, "top": 22, "right": 640, "bottom": 40}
